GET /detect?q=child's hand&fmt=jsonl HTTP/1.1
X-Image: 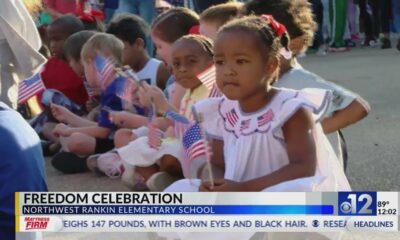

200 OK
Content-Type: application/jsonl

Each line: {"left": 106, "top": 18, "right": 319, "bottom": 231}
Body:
{"left": 199, "top": 179, "right": 246, "bottom": 192}
{"left": 108, "top": 111, "right": 126, "bottom": 127}
{"left": 53, "top": 123, "right": 71, "bottom": 137}
{"left": 138, "top": 82, "right": 168, "bottom": 111}
{"left": 50, "top": 103, "right": 72, "bottom": 123}
{"left": 86, "top": 98, "right": 99, "bottom": 112}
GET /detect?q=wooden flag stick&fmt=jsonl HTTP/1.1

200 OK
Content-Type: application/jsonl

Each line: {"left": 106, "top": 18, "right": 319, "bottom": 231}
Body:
{"left": 196, "top": 113, "right": 214, "bottom": 189}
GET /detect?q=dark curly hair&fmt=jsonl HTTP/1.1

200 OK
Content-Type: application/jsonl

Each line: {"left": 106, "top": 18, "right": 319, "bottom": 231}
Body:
{"left": 244, "top": 0, "right": 317, "bottom": 50}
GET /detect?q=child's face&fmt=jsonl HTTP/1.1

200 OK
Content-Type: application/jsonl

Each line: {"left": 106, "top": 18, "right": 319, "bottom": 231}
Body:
{"left": 151, "top": 32, "right": 173, "bottom": 67}
{"left": 199, "top": 21, "right": 219, "bottom": 41}
{"left": 121, "top": 40, "right": 142, "bottom": 67}
{"left": 68, "top": 58, "right": 85, "bottom": 79}
{"left": 82, "top": 58, "right": 100, "bottom": 89}
{"left": 47, "top": 25, "right": 68, "bottom": 59}
{"left": 171, "top": 40, "right": 213, "bottom": 90}
{"left": 214, "top": 30, "right": 272, "bottom": 100}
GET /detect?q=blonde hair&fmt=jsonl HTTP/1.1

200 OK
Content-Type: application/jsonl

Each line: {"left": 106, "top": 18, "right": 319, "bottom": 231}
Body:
{"left": 81, "top": 33, "right": 124, "bottom": 65}
{"left": 23, "top": 0, "right": 42, "bottom": 16}
{"left": 200, "top": 2, "right": 243, "bottom": 28}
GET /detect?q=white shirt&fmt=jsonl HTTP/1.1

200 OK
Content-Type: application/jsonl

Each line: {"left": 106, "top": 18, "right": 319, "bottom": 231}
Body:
{"left": 275, "top": 63, "right": 358, "bottom": 165}
{"left": 136, "top": 58, "right": 162, "bottom": 86}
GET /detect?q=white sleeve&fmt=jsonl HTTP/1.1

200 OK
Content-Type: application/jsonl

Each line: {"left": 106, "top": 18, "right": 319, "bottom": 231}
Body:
{"left": 278, "top": 69, "right": 357, "bottom": 116}
{"left": 193, "top": 98, "right": 224, "bottom": 140}
{"left": 307, "top": 77, "right": 357, "bottom": 115}
{"left": 271, "top": 88, "right": 332, "bottom": 140}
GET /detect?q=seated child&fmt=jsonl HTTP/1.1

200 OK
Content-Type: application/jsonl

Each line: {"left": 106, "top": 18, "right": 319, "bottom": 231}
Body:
{"left": 41, "top": 15, "right": 88, "bottom": 106}
{"left": 96, "top": 35, "right": 215, "bottom": 191}
{"left": 166, "top": 16, "right": 351, "bottom": 193}
{"left": 151, "top": 7, "right": 200, "bottom": 111}
{"left": 199, "top": 2, "right": 243, "bottom": 41}
{"left": 41, "top": 30, "right": 97, "bottom": 155}
{"left": 51, "top": 33, "right": 128, "bottom": 174}
{"left": 107, "top": 13, "right": 170, "bottom": 90}
{"left": 243, "top": 0, "right": 370, "bottom": 167}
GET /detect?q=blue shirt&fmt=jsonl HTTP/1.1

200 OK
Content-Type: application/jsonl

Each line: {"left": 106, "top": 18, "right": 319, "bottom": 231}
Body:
{"left": 0, "top": 102, "right": 47, "bottom": 239}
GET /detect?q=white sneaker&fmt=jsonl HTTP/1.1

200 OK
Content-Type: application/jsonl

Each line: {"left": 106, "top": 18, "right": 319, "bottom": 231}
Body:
{"left": 97, "top": 152, "right": 124, "bottom": 179}
{"left": 146, "top": 172, "right": 180, "bottom": 192}
{"left": 121, "top": 163, "right": 136, "bottom": 189}
{"left": 316, "top": 49, "right": 327, "bottom": 56}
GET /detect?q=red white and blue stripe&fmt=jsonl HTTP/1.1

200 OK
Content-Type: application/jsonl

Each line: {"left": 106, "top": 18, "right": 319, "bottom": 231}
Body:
{"left": 18, "top": 73, "right": 45, "bottom": 104}
{"left": 257, "top": 109, "right": 274, "bottom": 127}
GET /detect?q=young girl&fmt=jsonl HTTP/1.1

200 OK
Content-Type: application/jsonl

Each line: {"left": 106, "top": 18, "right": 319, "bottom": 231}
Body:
{"left": 166, "top": 15, "right": 351, "bottom": 193}
{"left": 244, "top": 0, "right": 370, "bottom": 168}
{"left": 96, "top": 35, "right": 215, "bottom": 191}
{"left": 151, "top": 7, "right": 200, "bottom": 110}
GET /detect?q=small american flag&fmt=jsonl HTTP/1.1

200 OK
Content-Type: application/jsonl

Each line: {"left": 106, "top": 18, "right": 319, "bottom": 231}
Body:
{"left": 257, "top": 109, "right": 274, "bottom": 127}
{"left": 209, "top": 84, "right": 222, "bottom": 97}
{"left": 197, "top": 65, "right": 216, "bottom": 91}
{"left": 226, "top": 108, "right": 239, "bottom": 127}
{"left": 147, "top": 104, "right": 162, "bottom": 149}
{"left": 165, "top": 110, "right": 190, "bottom": 124}
{"left": 94, "top": 54, "right": 115, "bottom": 89}
{"left": 182, "top": 123, "right": 210, "bottom": 163}
{"left": 174, "top": 121, "right": 190, "bottom": 140}
{"left": 18, "top": 73, "right": 46, "bottom": 104}
{"left": 83, "top": 81, "right": 96, "bottom": 98}
{"left": 240, "top": 119, "right": 251, "bottom": 131}
{"left": 117, "top": 79, "right": 134, "bottom": 105}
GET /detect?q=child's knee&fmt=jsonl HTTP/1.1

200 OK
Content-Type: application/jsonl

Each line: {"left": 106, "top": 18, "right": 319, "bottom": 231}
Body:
{"left": 159, "top": 155, "right": 182, "bottom": 174}
{"left": 67, "top": 133, "right": 89, "bottom": 153}
{"left": 114, "top": 129, "right": 138, "bottom": 148}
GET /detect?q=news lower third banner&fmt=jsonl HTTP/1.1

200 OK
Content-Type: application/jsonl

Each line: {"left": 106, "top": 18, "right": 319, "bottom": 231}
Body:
{"left": 15, "top": 192, "right": 399, "bottom": 232}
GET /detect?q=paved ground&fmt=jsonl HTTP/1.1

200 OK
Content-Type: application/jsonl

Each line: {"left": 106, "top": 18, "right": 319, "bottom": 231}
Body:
{"left": 41, "top": 46, "right": 400, "bottom": 240}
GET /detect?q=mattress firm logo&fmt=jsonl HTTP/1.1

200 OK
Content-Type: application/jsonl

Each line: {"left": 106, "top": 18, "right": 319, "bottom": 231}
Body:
{"left": 25, "top": 217, "right": 50, "bottom": 230}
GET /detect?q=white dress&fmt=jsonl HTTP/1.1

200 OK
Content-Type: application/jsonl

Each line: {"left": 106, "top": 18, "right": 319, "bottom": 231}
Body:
{"left": 165, "top": 88, "right": 351, "bottom": 192}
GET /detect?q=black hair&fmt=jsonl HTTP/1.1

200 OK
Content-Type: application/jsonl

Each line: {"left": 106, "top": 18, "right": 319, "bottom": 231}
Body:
{"left": 174, "top": 34, "right": 214, "bottom": 57}
{"left": 243, "top": 0, "right": 316, "bottom": 48}
{"left": 219, "top": 16, "right": 290, "bottom": 59}
{"left": 50, "top": 15, "right": 85, "bottom": 36}
{"left": 64, "top": 30, "right": 96, "bottom": 61}
{"left": 107, "top": 13, "right": 150, "bottom": 46}
{"left": 152, "top": 7, "right": 199, "bottom": 43}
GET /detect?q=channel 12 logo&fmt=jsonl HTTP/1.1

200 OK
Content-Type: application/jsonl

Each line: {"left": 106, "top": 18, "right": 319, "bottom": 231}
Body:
{"left": 338, "top": 192, "right": 377, "bottom": 216}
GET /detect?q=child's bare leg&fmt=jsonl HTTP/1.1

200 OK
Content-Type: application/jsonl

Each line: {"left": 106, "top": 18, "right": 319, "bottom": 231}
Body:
{"left": 159, "top": 155, "right": 183, "bottom": 178}
{"left": 67, "top": 132, "right": 96, "bottom": 156}
{"left": 42, "top": 122, "right": 58, "bottom": 142}
{"left": 42, "top": 122, "right": 61, "bottom": 154}
{"left": 135, "top": 165, "right": 160, "bottom": 181}
{"left": 114, "top": 129, "right": 138, "bottom": 148}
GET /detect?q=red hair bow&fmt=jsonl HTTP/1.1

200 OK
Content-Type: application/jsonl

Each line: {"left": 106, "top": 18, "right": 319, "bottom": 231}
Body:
{"left": 260, "top": 14, "right": 286, "bottom": 38}
{"left": 189, "top": 25, "right": 200, "bottom": 35}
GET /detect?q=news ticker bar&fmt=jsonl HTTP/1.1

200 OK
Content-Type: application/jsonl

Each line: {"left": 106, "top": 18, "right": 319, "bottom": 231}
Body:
{"left": 17, "top": 216, "right": 399, "bottom": 232}
{"left": 15, "top": 192, "right": 399, "bottom": 232}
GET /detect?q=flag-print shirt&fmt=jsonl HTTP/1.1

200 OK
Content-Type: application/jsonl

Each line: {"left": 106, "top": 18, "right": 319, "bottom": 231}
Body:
{"left": 193, "top": 88, "right": 351, "bottom": 191}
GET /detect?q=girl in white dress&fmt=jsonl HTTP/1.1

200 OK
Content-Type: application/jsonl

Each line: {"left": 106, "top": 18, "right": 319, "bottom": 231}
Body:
{"left": 166, "top": 15, "right": 351, "bottom": 193}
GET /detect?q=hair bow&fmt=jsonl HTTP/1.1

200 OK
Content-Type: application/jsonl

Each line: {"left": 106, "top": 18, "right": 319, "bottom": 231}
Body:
{"left": 260, "top": 14, "right": 286, "bottom": 38}
{"left": 189, "top": 25, "right": 200, "bottom": 35}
